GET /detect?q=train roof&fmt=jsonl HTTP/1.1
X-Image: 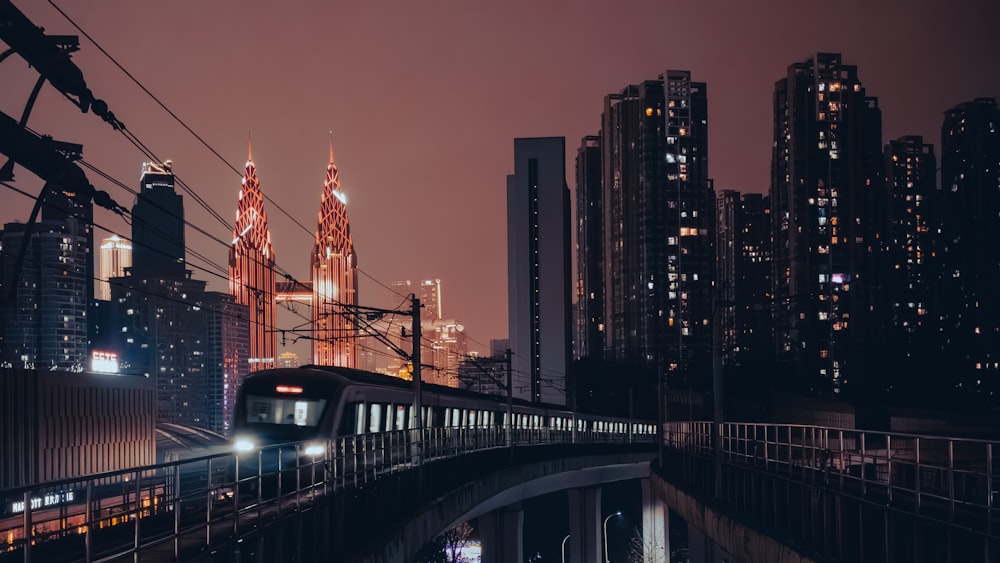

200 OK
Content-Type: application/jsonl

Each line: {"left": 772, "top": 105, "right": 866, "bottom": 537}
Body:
{"left": 243, "top": 364, "right": 571, "bottom": 412}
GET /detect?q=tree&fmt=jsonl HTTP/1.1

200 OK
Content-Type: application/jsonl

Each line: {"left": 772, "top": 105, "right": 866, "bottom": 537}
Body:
{"left": 415, "top": 522, "right": 475, "bottom": 563}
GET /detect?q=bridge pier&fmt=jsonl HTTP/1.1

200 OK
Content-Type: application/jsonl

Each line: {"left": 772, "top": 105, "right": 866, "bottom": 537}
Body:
{"left": 567, "top": 486, "right": 602, "bottom": 563}
{"left": 641, "top": 477, "right": 669, "bottom": 562}
{"left": 480, "top": 502, "right": 524, "bottom": 563}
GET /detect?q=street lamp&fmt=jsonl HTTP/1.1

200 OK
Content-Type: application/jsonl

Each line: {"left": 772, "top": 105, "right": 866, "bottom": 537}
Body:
{"left": 561, "top": 534, "right": 570, "bottom": 563}
{"left": 603, "top": 511, "right": 621, "bottom": 563}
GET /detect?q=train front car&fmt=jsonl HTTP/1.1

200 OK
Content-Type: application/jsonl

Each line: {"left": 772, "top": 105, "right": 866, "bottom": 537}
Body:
{"left": 231, "top": 367, "right": 344, "bottom": 458}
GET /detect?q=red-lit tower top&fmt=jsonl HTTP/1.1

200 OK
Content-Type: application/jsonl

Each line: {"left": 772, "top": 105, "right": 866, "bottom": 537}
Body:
{"left": 229, "top": 139, "right": 276, "bottom": 373}
{"left": 311, "top": 137, "right": 358, "bottom": 367}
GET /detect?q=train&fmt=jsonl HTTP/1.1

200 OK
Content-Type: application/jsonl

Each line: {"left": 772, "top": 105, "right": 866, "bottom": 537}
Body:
{"left": 229, "top": 364, "right": 656, "bottom": 457}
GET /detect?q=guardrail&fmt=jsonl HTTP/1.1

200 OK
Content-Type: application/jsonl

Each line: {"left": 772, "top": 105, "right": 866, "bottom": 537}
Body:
{"left": 664, "top": 421, "right": 1000, "bottom": 531}
{"left": 1, "top": 424, "right": 655, "bottom": 562}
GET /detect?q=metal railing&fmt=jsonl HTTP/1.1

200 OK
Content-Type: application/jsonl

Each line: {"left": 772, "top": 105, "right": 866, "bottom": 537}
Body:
{"left": 1, "top": 423, "right": 655, "bottom": 562}
{"left": 664, "top": 421, "right": 1000, "bottom": 529}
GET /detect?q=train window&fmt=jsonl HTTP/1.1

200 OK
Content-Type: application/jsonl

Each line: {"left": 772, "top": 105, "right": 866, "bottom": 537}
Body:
{"left": 444, "top": 408, "right": 452, "bottom": 428}
{"left": 452, "top": 409, "right": 461, "bottom": 428}
{"left": 354, "top": 403, "right": 366, "bottom": 435}
{"left": 247, "top": 395, "right": 326, "bottom": 427}
{"left": 396, "top": 405, "right": 407, "bottom": 431}
{"left": 468, "top": 409, "right": 476, "bottom": 428}
{"left": 369, "top": 404, "right": 382, "bottom": 434}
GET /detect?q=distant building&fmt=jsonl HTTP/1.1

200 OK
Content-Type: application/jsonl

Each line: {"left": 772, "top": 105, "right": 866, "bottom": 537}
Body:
{"left": 421, "top": 279, "right": 442, "bottom": 321}
{"left": 717, "top": 191, "right": 772, "bottom": 368}
{"left": 98, "top": 235, "right": 131, "bottom": 301}
{"left": 425, "top": 318, "right": 467, "bottom": 387}
{"left": 311, "top": 141, "right": 359, "bottom": 367}
{"left": 114, "top": 160, "right": 249, "bottom": 431}
{"left": 770, "top": 53, "right": 883, "bottom": 393}
{"left": 203, "top": 291, "right": 250, "bottom": 434}
{"left": 936, "top": 98, "right": 1000, "bottom": 392}
{"left": 0, "top": 186, "right": 93, "bottom": 371}
{"left": 507, "top": 137, "right": 570, "bottom": 404}
{"left": 589, "top": 71, "right": 715, "bottom": 389}
{"left": 881, "top": 136, "right": 936, "bottom": 386}
{"left": 131, "top": 160, "right": 185, "bottom": 280}
{"left": 574, "top": 135, "right": 603, "bottom": 361}
{"left": 229, "top": 141, "right": 276, "bottom": 373}
{"left": 277, "top": 351, "right": 300, "bottom": 368}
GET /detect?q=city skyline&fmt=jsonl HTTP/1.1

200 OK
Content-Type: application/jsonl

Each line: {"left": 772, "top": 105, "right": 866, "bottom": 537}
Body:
{"left": 1, "top": 1, "right": 997, "bottom": 358}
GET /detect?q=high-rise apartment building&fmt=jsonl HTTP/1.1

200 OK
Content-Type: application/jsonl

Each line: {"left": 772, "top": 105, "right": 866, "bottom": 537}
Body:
{"left": 717, "top": 191, "right": 772, "bottom": 369}
{"left": 936, "top": 98, "right": 1000, "bottom": 393}
{"left": 229, "top": 142, "right": 276, "bottom": 373}
{"left": 98, "top": 235, "right": 131, "bottom": 301}
{"left": 1, "top": 187, "right": 92, "bottom": 370}
{"left": 881, "top": 136, "right": 936, "bottom": 385}
{"left": 770, "top": 53, "right": 883, "bottom": 393}
{"left": 590, "top": 71, "right": 715, "bottom": 388}
{"left": 507, "top": 137, "right": 570, "bottom": 404}
{"left": 204, "top": 291, "right": 250, "bottom": 434}
{"left": 311, "top": 141, "right": 358, "bottom": 367}
{"left": 575, "top": 135, "right": 603, "bottom": 361}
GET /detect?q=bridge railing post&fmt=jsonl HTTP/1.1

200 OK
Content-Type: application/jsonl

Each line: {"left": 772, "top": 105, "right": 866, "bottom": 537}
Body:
{"left": 173, "top": 466, "right": 181, "bottom": 560}
{"left": 861, "top": 433, "right": 867, "bottom": 496}
{"left": 987, "top": 443, "right": 993, "bottom": 522}
{"left": 208, "top": 457, "right": 215, "bottom": 549}
{"left": 22, "top": 489, "right": 32, "bottom": 563}
{"left": 132, "top": 469, "right": 141, "bottom": 563}
{"left": 886, "top": 434, "right": 893, "bottom": 501}
{"left": 915, "top": 437, "right": 921, "bottom": 512}
{"left": 948, "top": 439, "right": 955, "bottom": 516}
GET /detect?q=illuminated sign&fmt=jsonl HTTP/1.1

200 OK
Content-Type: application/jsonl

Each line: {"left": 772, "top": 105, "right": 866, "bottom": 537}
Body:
{"left": 91, "top": 351, "right": 120, "bottom": 374}
{"left": 275, "top": 385, "right": 303, "bottom": 394}
{"left": 11, "top": 490, "right": 74, "bottom": 513}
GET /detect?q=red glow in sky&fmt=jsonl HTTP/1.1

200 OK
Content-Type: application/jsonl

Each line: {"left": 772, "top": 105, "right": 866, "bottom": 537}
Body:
{"left": 2, "top": 1, "right": 997, "bottom": 359}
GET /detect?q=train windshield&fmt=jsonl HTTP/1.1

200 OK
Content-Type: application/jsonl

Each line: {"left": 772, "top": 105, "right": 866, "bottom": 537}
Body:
{"left": 246, "top": 395, "right": 326, "bottom": 427}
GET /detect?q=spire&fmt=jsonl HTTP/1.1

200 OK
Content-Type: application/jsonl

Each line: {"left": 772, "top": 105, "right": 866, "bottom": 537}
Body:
{"left": 328, "top": 130, "right": 334, "bottom": 165}
{"left": 247, "top": 131, "right": 253, "bottom": 164}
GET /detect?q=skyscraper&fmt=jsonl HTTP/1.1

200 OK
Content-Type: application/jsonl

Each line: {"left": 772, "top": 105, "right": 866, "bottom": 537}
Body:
{"left": 507, "top": 137, "right": 570, "bottom": 404}
{"left": 770, "top": 53, "right": 883, "bottom": 393}
{"left": 116, "top": 160, "right": 249, "bottom": 429}
{"left": 1, "top": 186, "right": 92, "bottom": 370}
{"left": 98, "top": 235, "right": 131, "bottom": 301}
{"left": 311, "top": 140, "right": 359, "bottom": 367}
{"left": 204, "top": 291, "right": 250, "bottom": 434}
{"left": 131, "top": 161, "right": 185, "bottom": 281}
{"left": 717, "top": 191, "right": 772, "bottom": 369}
{"left": 421, "top": 279, "right": 442, "bottom": 321}
{"left": 881, "top": 136, "right": 936, "bottom": 387}
{"left": 936, "top": 98, "right": 1000, "bottom": 393}
{"left": 229, "top": 141, "right": 276, "bottom": 373}
{"left": 592, "top": 71, "right": 715, "bottom": 388}
{"left": 575, "top": 135, "right": 603, "bottom": 361}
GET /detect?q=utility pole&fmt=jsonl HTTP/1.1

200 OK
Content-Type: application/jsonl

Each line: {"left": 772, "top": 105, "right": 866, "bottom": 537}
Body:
{"left": 506, "top": 348, "right": 512, "bottom": 447}
{"left": 411, "top": 296, "right": 422, "bottom": 463}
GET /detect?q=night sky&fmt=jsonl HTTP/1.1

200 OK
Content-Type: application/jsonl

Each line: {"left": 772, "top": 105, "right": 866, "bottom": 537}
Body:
{"left": 2, "top": 0, "right": 998, "bottom": 359}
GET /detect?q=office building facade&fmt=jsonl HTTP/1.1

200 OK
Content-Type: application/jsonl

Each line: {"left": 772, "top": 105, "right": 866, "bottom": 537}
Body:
{"left": 507, "top": 137, "right": 570, "bottom": 404}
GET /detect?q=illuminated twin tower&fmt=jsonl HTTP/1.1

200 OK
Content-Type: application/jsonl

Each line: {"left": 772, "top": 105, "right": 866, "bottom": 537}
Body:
{"left": 228, "top": 139, "right": 358, "bottom": 371}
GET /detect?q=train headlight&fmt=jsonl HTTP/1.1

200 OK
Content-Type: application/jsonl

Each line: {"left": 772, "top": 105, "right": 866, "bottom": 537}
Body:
{"left": 233, "top": 437, "right": 257, "bottom": 453}
{"left": 304, "top": 442, "right": 325, "bottom": 457}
